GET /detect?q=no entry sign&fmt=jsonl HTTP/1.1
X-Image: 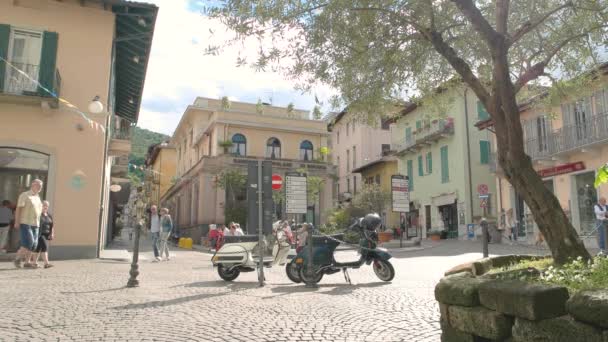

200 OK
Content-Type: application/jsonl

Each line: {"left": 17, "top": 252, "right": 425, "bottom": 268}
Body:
{"left": 272, "top": 174, "right": 283, "bottom": 190}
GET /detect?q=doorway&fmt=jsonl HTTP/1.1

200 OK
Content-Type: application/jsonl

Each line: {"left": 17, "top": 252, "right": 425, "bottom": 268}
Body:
{"left": 425, "top": 205, "right": 431, "bottom": 232}
{"left": 438, "top": 203, "right": 458, "bottom": 238}
{"left": 573, "top": 171, "right": 597, "bottom": 236}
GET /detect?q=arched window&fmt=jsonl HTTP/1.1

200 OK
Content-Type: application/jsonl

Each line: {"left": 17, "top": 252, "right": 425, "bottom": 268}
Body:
{"left": 300, "top": 140, "right": 314, "bottom": 161}
{"left": 266, "top": 137, "right": 281, "bottom": 159}
{"left": 231, "top": 133, "right": 246, "bottom": 156}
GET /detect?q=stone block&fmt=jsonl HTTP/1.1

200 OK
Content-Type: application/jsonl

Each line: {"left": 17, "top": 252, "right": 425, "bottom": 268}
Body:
{"left": 489, "top": 255, "right": 546, "bottom": 269}
{"left": 445, "top": 263, "right": 475, "bottom": 276}
{"left": 567, "top": 290, "right": 608, "bottom": 329}
{"left": 512, "top": 316, "right": 603, "bottom": 342}
{"left": 448, "top": 305, "right": 513, "bottom": 340}
{"left": 440, "top": 303, "right": 450, "bottom": 325}
{"left": 472, "top": 258, "right": 493, "bottom": 276}
{"left": 440, "top": 323, "right": 477, "bottom": 342}
{"left": 435, "top": 276, "right": 488, "bottom": 306}
{"left": 604, "top": 330, "right": 608, "bottom": 342}
{"left": 478, "top": 280, "right": 568, "bottom": 320}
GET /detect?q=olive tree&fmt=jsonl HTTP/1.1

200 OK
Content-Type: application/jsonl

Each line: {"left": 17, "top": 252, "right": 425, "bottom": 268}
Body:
{"left": 208, "top": 0, "right": 608, "bottom": 263}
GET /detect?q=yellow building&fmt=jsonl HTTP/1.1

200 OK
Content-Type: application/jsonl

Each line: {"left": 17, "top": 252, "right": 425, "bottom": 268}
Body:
{"left": 145, "top": 142, "right": 177, "bottom": 207}
{"left": 161, "top": 97, "right": 334, "bottom": 241}
{"left": 0, "top": 0, "right": 157, "bottom": 258}
{"left": 352, "top": 156, "right": 402, "bottom": 232}
{"left": 479, "top": 66, "right": 608, "bottom": 246}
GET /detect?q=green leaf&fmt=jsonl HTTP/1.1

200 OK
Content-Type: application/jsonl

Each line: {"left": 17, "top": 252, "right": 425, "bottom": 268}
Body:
{"left": 595, "top": 165, "right": 608, "bottom": 188}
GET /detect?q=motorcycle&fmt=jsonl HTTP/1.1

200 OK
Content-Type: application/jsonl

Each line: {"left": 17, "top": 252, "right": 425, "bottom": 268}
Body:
{"left": 291, "top": 213, "right": 395, "bottom": 285}
{"left": 212, "top": 221, "right": 299, "bottom": 282}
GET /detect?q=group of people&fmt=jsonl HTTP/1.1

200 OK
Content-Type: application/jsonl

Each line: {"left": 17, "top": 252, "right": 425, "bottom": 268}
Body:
{"left": 207, "top": 222, "right": 244, "bottom": 250}
{"left": 148, "top": 205, "right": 174, "bottom": 262}
{"left": 1, "top": 180, "right": 55, "bottom": 269}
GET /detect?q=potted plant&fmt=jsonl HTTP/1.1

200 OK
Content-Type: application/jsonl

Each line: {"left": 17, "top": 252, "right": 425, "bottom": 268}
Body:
{"left": 428, "top": 230, "right": 442, "bottom": 241}
{"left": 218, "top": 140, "right": 234, "bottom": 154}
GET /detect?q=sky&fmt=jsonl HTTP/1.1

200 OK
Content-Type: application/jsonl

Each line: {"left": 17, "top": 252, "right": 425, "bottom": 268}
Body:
{"left": 137, "top": 0, "right": 336, "bottom": 136}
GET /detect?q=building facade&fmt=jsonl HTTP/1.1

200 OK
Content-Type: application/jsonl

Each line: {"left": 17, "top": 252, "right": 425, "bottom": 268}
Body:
{"left": 161, "top": 98, "right": 334, "bottom": 240}
{"left": 328, "top": 111, "right": 392, "bottom": 203}
{"left": 391, "top": 86, "right": 497, "bottom": 239}
{"left": 0, "top": 0, "right": 156, "bottom": 258}
{"left": 145, "top": 142, "right": 176, "bottom": 208}
{"left": 480, "top": 71, "right": 608, "bottom": 246}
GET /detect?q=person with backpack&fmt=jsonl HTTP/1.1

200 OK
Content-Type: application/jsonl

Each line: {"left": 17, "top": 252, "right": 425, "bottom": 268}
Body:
{"left": 595, "top": 197, "right": 607, "bottom": 254}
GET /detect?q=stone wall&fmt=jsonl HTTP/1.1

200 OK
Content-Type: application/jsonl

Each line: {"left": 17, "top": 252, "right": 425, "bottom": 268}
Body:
{"left": 436, "top": 260, "right": 608, "bottom": 342}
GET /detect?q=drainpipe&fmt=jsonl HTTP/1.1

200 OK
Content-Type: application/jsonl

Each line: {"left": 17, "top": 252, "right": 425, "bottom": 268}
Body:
{"left": 463, "top": 88, "right": 475, "bottom": 223}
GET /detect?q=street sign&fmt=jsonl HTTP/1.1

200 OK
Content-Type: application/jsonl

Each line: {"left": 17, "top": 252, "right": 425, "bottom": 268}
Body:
{"left": 477, "top": 184, "right": 489, "bottom": 195}
{"left": 286, "top": 172, "right": 307, "bottom": 214}
{"left": 480, "top": 197, "right": 488, "bottom": 208}
{"left": 478, "top": 194, "right": 489, "bottom": 199}
{"left": 391, "top": 175, "right": 409, "bottom": 213}
{"left": 271, "top": 174, "right": 283, "bottom": 190}
{"left": 246, "top": 161, "right": 273, "bottom": 234}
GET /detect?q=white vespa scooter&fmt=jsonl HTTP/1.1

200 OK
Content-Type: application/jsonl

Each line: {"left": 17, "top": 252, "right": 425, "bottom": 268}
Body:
{"left": 211, "top": 221, "right": 300, "bottom": 282}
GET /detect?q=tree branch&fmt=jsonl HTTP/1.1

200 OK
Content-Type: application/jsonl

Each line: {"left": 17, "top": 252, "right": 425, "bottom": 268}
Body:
{"left": 450, "top": 0, "right": 499, "bottom": 45}
{"left": 507, "top": 2, "right": 573, "bottom": 46}
{"left": 421, "top": 28, "right": 491, "bottom": 104}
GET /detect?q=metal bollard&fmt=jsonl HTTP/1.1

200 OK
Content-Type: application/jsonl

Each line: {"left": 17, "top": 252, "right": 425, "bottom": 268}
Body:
{"left": 481, "top": 218, "right": 489, "bottom": 258}
{"left": 305, "top": 224, "right": 317, "bottom": 288}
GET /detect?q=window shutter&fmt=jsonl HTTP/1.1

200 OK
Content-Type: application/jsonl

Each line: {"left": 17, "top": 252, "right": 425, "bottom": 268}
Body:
{"left": 418, "top": 155, "right": 423, "bottom": 176}
{"left": 0, "top": 24, "right": 10, "bottom": 91}
{"left": 480, "top": 141, "right": 490, "bottom": 164}
{"left": 477, "top": 101, "right": 490, "bottom": 120}
{"left": 416, "top": 120, "right": 422, "bottom": 130}
{"left": 407, "top": 160, "right": 414, "bottom": 191}
{"left": 405, "top": 127, "right": 412, "bottom": 142}
{"left": 38, "top": 31, "right": 58, "bottom": 96}
{"left": 441, "top": 146, "right": 449, "bottom": 183}
{"left": 426, "top": 152, "right": 432, "bottom": 173}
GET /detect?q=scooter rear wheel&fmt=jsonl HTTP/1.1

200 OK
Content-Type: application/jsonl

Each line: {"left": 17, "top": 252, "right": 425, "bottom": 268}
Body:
{"left": 286, "top": 262, "right": 302, "bottom": 283}
{"left": 299, "top": 265, "right": 323, "bottom": 285}
{"left": 373, "top": 259, "right": 395, "bottom": 282}
{"left": 217, "top": 264, "right": 240, "bottom": 281}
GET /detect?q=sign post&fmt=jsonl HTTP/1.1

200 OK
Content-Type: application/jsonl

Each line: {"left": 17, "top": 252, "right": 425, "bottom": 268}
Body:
{"left": 286, "top": 172, "right": 311, "bottom": 286}
{"left": 391, "top": 175, "right": 409, "bottom": 247}
{"left": 246, "top": 161, "right": 273, "bottom": 287}
{"left": 477, "top": 184, "right": 489, "bottom": 256}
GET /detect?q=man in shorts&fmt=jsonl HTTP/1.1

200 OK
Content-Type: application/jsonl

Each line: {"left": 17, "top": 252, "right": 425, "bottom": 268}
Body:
{"left": 13, "top": 179, "right": 43, "bottom": 268}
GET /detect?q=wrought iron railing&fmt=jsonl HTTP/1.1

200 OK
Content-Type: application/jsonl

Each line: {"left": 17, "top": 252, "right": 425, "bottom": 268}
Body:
{"left": 392, "top": 117, "right": 455, "bottom": 153}
{"left": 112, "top": 118, "right": 132, "bottom": 140}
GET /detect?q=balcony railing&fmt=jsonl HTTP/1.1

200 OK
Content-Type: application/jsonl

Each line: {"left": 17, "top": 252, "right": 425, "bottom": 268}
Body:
{"left": 112, "top": 118, "right": 132, "bottom": 140}
{"left": 393, "top": 117, "right": 455, "bottom": 154}
{"left": 525, "top": 113, "right": 608, "bottom": 160}
{"left": 1, "top": 62, "right": 61, "bottom": 102}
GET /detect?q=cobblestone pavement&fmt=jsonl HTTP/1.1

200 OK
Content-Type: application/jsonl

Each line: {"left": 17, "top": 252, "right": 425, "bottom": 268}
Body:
{"left": 0, "top": 237, "right": 553, "bottom": 342}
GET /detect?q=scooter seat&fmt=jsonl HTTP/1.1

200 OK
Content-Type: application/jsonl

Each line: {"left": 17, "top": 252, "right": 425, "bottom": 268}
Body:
{"left": 311, "top": 234, "right": 343, "bottom": 246}
{"left": 223, "top": 235, "right": 259, "bottom": 244}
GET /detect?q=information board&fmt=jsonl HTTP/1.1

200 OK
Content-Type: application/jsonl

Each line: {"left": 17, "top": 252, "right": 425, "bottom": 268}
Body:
{"left": 286, "top": 172, "right": 307, "bottom": 214}
{"left": 391, "top": 175, "right": 409, "bottom": 213}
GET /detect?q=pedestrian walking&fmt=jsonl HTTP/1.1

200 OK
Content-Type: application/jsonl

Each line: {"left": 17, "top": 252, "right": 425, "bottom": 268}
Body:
{"left": 208, "top": 224, "right": 224, "bottom": 251}
{"left": 0, "top": 200, "right": 14, "bottom": 253}
{"left": 296, "top": 223, "right": 309, "bottom": 253}
{"left": 32, "top": 201, "right": 54, "bottom": 268}
{"left": 159, "top": 208, "right": 173, "bottom": 261}
{"left": 595, "top": 197, "right": 608, "bottom": 254}
{"left": 227, "top": 223, "right": 244, "bottom": 236}
{"left": 13, "top": 179, "right": 43, "bottom": 268}
{"left": 506, "top": 208, "right": 517, "bottom": 241}
{"left": 235, "top": 223, "right": 244, "bottom": 235}
{"left": 149, "top": 205, "right": 162, "bottom": 262}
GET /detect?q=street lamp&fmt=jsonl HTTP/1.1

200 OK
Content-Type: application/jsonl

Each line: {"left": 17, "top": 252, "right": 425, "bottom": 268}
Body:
{"left": 127, "top": 185, "right": 146, "bottom": 288}
{"left": 88, "top": 96, "right": 104, "bottom": 114}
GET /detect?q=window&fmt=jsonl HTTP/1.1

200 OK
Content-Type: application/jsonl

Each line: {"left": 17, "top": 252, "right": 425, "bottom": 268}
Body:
{"left": 405, "top": 127, "right": 413, "bottom": 144}
{"left": 353, "top": 176, "right": 357, "bottom": 194}
{"left": 440, "top": 146, "right": 449, "bottom": 183}
{"left": 382, "top": 144, "right": 390, "bottom": 155}
{"left": 352, "top": 120, "right": 356, "bottom": 133}
{"left": 346, "top": 149, "right": 350, "bottom": 172}
{"left": 300, "top": 140, "right": 314, "bottom": 160}
{"left": 367, "top": 177, "right": 374, "bottom": 184}
{"left": 337, "top": 156, "right": 340, "bottom": 172}
{"left": 426, "top": 152, "right": 432, "bottom": 174}
{"left": 407, "top": 160, "right": 414, "bottom": 191}
{"left": 266, "top": 137, "right": 281, "bottom": 159}
{"left": 337, "top": 130, "right": 340, "bottom": 144}
{"left": 480, "top": 140, "right": 490, "bottom": 164}
{"left": 418, "top": 155, "right": 424, "bottom": 176}
{"left": 535, "top": 116, "right": 550, "bottom": 153}
{"left": 346, "top": 122, "right": 350, "bottom": 136}
{"left": 231, "top": 133, "right": 247, "bottom": 156}
{"left": 416, "top": 120, "right": 422, "bottom": 130}
{"left": 352, "top": 145, "right": 357, "bottom": 168}
{"left": 347, "top": 177, "right": 351, "bottom": 192}
{"left": 381, "top": 118, "right": 391, "bottom": 130}
{"left": 375, "top": 174, "right": 381, "bottom": 185}
{"left": 477, "top": 101, "right": 490, "bottom": 120}
{"left": 4, "top": 28, "right": 43, "bottom": 94}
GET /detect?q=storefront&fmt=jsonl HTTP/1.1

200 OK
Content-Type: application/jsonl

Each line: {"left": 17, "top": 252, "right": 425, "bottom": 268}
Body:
{"left": 571, "top": 171, "right": 598, "bottom": 237}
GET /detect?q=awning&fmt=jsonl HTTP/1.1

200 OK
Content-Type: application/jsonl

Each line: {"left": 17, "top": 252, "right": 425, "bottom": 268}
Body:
{"left": 431, "top": 192, "right": 458, "bottom": 207}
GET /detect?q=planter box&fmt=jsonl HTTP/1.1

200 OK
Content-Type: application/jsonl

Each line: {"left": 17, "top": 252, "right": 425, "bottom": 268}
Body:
{"left": 378, "top": 232, "right": 392, "bottom": 243}
{"left": 430, "top": 234, "right": 441, "bottom": 241}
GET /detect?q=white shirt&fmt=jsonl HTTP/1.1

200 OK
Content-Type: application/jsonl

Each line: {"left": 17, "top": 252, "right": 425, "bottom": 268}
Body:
{"left": 595, "top": 204, "right": 607, "bottom": 220}
{"left": 0, "top": 206, "right": 13, "bottom": 224}
{"left": 150, "top": 215, "right": 161, "bottom": 233}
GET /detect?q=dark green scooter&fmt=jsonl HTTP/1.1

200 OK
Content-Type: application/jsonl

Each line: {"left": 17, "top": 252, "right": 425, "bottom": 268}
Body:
{"left": 291, "top": 214, "right": 395, "bottom": 285}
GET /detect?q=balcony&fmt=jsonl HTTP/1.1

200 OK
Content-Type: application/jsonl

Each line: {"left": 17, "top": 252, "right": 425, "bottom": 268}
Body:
{"left": 0, "top": 62, "right": 61, "bottom": 108}
{"left": 393, "top": 117, "right": 455, "bottom": 154}
{"left": 109, "top": 118, "right": 132, "bottom": 157}
{"left": 111, "top": 155, "right": 129, "bottom": 178}
{"left": 525, "top": 113, "right": 608, "bottom": 160}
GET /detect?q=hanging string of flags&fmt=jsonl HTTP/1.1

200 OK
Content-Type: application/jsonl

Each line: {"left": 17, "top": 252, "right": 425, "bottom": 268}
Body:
{"left": 0, "top": 56, "right": 105, "bottom": 134}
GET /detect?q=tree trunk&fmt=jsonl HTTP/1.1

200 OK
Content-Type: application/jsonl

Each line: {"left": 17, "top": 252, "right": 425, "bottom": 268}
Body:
{"left": 497, "top": 138, "right": 591, "bottom": 265}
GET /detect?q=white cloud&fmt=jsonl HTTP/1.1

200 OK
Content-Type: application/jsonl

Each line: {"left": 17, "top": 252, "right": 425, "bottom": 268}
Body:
{"left": 139, "top": 0, "right": 336, "bottom": 135}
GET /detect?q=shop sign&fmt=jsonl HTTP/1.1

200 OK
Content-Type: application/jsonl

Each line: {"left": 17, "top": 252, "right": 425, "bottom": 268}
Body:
{"left": 538, "top": 161, "right": 585, "bottom": 178}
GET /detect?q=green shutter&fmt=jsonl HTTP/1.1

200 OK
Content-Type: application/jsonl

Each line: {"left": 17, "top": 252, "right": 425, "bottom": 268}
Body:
{"left": 477, "top": 101, "right": 490, "bottom": 120}
{"left": 418, "top": 155, "right": 423, "bottom": 176}
{"left": 441, "top": 146, "right": 449, "bottom": 183}
{"left": 416, "top": 120, "right": 422, "bottom": 130}
{"left": 407, "top": 160, "right": 414, "bottom": 191}
{"left": 426, "top": 152, "right": 432, "bottom": 174}
{"left": 405, "top": 127, "right": 412, "bottom": 142}
{"left": 480, "top": 140, "right": 490, "bottom": 164}
{"left": 38, "top": 31, "right": 58, "bottom": 96}
{"left": 0, "top": 24, "right": 10, "bottom": 91}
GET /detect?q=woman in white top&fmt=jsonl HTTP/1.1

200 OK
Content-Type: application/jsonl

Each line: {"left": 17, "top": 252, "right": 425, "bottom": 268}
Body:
{"left": 595, "top": 197, "right": 607, "bottom": 253}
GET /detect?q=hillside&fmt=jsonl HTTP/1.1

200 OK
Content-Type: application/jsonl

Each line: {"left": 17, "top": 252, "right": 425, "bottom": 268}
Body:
{"left": 128, "top": 126, "right": 170, "bottom": 182}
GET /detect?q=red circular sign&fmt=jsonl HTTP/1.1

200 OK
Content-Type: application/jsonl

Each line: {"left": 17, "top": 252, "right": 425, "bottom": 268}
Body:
{"left": 272, "top": 174, "right": 283, "bottom": 190}
{"left": 477, "top": 184, "right": 489, "bottom": 195}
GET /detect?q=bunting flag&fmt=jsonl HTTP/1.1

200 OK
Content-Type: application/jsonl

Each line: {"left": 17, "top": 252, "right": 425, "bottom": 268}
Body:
{"left": 1, "top": 56, "right": 105, "bottom": 134}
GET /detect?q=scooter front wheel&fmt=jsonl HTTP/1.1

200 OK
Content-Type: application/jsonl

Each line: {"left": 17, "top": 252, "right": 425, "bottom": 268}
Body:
{"left": 217, "top": 264, "right": 240, "bottom": 281}
{"left": 373, "top": 259, "right": 395, "bottom": 282}
{"left": 299, "top": 265, "right": 323, "bottom": 285}
{"left": 286, "top": 262, "right": 302, "bottom": 283}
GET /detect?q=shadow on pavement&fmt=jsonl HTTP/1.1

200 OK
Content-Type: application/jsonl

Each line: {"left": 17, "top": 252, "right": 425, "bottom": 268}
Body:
{"left": 267, "top": 281, "right": 389, "bottom": 298}
{"left": 62, "top": 287, "right": 126, "bottom": 295}
{"left": 390, "top": 240, "right": 550, "bottom": 259}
